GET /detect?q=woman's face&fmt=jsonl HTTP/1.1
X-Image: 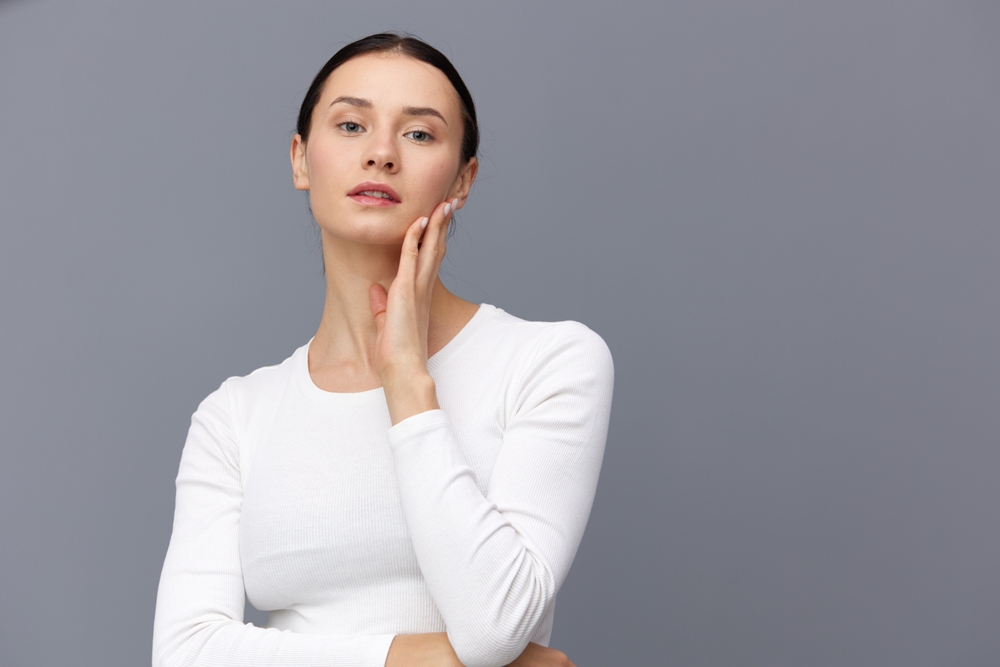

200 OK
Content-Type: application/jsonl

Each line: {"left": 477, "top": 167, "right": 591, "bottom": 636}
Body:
{"left": 291, "top": 53, "right": 477, "bottom": 246}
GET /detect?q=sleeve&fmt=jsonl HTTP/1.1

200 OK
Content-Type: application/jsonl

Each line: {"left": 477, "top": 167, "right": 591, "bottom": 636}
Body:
{"left": 386, "top": 322, "right": 614, "bottom": 667}
{"left": 152, "top": 381, "right": 396, "bottom": 667}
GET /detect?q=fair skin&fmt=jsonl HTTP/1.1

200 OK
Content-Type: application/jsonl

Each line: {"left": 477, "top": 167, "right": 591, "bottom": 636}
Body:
{"left": 289, "top": 52, "right": 575, "bottom": 667}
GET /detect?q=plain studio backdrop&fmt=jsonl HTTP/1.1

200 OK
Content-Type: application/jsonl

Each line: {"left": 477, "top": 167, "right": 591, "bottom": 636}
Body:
{"left": 1, "top": 1, "right": 999, "bottom": 665}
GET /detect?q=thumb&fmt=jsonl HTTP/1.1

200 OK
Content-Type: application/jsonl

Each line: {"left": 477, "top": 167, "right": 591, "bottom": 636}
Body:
{"left": 369, "top": 283, "right": 388, "bottom": 333}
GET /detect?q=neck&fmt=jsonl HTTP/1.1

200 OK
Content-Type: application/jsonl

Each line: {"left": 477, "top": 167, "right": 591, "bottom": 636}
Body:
{"left": 308, "top": 230, "right": 478, "bottom": 392}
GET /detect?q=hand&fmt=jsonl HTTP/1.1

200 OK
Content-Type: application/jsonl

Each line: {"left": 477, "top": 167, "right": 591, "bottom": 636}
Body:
{"left": 385, "top": 633, "right": 463, "bottom": 667}
{"left": 385, "top": 634, "right": 576, "bottom": 667}
{"left": 505, "top": 643, "right": 576, "bottom": 667}
{"left": 369, "top": 198, "right": 457, "bottom": 424}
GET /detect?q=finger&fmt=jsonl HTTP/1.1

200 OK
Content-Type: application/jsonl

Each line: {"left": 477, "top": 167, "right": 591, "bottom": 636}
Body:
{"left": 369, "top": 282, "right": 388, "bottom": 333}
{"left": 398, "top": 215, "right": 427, "bottom": 284}
{"left": 437, "top": 196, "right": 458, "bottom": 257}
{"left": 430, "top": 198, "right": 459, "bottom": 277}
{"left": 416, "top": 200, "right": 448, "bottom": 273}
{"left": 369, "top": 282, "right": 387, "bottom": 319}
{"left": 416, "top": 199, "right": 453, "bottom": 285}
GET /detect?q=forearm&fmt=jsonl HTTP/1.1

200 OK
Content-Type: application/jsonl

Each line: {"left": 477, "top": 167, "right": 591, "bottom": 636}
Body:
{"left": 385, "top": 633, "right": 460, "bottom": 667}
{"left": 386, "top": 634, "right": 575, "bottom": 667}
{"left": 382, "top": 366, "right": 439, "bottom": 425}
{"left": 384, "top": 324, "right": 613, "bottom": 667}
{"left": 388, "top": 412, "right": 556, "bottom": 667}
{"left": 153, "top": 615, "right": 394, "bottom": 667}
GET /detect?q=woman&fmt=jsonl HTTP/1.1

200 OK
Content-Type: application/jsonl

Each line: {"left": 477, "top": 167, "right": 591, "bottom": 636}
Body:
{"left": 152, "top": 33, "right": 613, "bottom": 667}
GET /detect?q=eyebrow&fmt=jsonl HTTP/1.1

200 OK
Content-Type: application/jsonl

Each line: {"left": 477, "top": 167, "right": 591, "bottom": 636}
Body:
{"left": 329, "top": 96, "right": 448, "bottom": 125}
{"left": 403, "top": 106, "right": 448, "bottom": 125}
{"left": 330, "top": 96, "right": 372, "bottom": 109}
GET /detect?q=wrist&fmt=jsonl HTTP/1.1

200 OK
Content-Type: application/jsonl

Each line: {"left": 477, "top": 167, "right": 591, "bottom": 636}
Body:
{"left": 383, "top": 371, "right": 438, "bottom": 425}
{"left": 386, "top": 633, "right": 459, "bottom": 667}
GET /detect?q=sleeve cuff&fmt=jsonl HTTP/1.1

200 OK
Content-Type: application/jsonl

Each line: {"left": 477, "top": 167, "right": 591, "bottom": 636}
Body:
{"left": 367, "top": 633, "right": 397, "bottom": 667}
{"left": 386, "top": 409, "right": 450, "bottom": 450}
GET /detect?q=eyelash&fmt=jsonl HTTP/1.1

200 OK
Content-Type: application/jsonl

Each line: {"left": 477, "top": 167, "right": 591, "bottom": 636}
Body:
{"left": 337, "top": 120, "right": 365, "bottom": 134}
{"left": 335, "top": 121, "right": 434, "bottom": 143}
{"left": 404, "top": 130, "right": 433, "bottom": 142}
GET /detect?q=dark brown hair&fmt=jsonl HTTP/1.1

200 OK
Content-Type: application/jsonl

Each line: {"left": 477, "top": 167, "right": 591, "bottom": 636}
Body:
{"left": 296, "top": 32, "right": 479, "bottom": 164}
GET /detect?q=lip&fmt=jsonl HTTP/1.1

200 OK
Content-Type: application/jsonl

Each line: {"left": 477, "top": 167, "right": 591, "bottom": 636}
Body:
{"left": 347, "top": 181, "right": 402, "bottom": 207}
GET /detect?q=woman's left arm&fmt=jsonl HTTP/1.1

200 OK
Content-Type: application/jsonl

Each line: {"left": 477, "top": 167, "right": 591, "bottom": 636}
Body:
{"left": 369, "top": 203, "right": 614, "bottom": 667}
{"left": 388, "top": 324, "right": 612, "bottom": 667}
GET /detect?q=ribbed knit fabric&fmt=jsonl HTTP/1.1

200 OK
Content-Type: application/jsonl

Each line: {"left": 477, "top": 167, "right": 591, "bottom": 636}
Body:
{"left": 152, "top": 304, "right": 614, "bottom": 667}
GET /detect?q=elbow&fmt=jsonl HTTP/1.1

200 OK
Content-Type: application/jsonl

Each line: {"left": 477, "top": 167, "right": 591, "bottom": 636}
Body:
{"left": 152, "top": 620, "right": 217, "bottom": 667}
{"left": 151, "top": 627, "right": 177, "bottom": 667}
{"left": 151, "top": 639, "right": 175, "bottom": 667}
{"left": 448, "top": 632, "right": 528, "bottom": 667}
{"left": 152, "top": 634, "right": 191, "bottom": 667}
{"left": 448, "top": 559, "right": 556, "bottom": 667}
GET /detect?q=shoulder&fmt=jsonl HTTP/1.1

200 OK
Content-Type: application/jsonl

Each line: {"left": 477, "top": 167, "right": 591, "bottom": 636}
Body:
{"left": 479, "top": 305, "right": 613, "bottom": 374}
{"left": 190, "top": 344, "right": 304, "bottom": 445}
{"left": 461, "top": 307, "right": 615, "bottom": 439}
{"left": 465, "top": 306, "right": 614, "bottom": 406}
{"left": 222, "top": 345, "right": 301, "bottom": 404}
{"left": 179, "top": 344, "right": 305, "bottom": 483}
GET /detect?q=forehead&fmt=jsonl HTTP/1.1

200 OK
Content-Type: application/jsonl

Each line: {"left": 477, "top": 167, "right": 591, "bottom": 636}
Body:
{"left": 320, "top": 53, "right": 461, "bottom": 118}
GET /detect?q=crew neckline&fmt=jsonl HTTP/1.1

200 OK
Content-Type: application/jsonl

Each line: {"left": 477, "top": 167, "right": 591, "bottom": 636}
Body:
{"left": 293, "top": 303, "right": 497, "bottom": 404}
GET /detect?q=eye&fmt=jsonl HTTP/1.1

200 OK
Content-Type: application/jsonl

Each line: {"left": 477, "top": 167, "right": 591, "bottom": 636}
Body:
{"left": 338, "top": 121, "right": 364, "bottom": 134}
{"left": 405, "top": 130, "right": 432, "bottom": 142}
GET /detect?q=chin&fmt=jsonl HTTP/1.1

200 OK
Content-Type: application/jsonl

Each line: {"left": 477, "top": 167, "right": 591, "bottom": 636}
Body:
{"left": 316, "top": 214, "right": 410, "bottom": 247}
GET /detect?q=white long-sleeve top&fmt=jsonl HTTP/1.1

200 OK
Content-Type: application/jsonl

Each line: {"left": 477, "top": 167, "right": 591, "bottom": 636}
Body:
{"left": 152, "top": 304, "right": 614, "bottom": 667}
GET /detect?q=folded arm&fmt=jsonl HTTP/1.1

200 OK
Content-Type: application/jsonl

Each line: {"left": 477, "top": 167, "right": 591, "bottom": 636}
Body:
{"left": 385, "top": 323, "right": 614, "bottom": 667}
{"left": 152, "top": 383, "right": 397, "bottom": 667}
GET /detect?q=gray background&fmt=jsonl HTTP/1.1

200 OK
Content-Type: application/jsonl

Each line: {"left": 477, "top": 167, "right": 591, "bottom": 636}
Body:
{"left": 1, "top": 1, "right": 999, "bottom": 665}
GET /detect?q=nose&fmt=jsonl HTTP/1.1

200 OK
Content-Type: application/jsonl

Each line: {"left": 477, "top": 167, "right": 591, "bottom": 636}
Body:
{"left": 363, "top": 128, "right": 400, "bottom": 173}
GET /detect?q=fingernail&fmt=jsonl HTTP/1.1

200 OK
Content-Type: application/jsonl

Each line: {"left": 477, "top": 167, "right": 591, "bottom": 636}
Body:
{"left": 420, "top": 217, "right": 428, "bottom": 229}
{"left": 443, "top": 202, "right": 452, "bottom": 217}
{"left": 452, "top": 198, "right": 460, "bottom": 209}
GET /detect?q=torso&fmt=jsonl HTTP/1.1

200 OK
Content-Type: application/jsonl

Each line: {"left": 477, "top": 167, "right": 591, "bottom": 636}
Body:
{"left": 234, "top": 304, "right": 570, "bottom": 638}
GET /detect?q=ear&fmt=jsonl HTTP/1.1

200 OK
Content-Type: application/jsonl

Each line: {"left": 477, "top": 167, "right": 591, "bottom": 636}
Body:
{"left": 290, "top": 134, "right": 310, "bottom": 191}
{"left": 451, "top": 157, "right": 479, "bottom": 209}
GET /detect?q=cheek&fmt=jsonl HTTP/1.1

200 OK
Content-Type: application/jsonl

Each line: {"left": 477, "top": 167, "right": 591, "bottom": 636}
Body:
{"left": 305, "top": 143, "right": 353, "bottom": 218}
{"left": 308, "top": 142, "right": 350, "bottom": 187}
{"left": 411, "top": 156, "right": 458, "bottom": 201}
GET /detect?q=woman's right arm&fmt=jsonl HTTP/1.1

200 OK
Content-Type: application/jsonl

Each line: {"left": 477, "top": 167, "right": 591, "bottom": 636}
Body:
{"left": 153, "top": 382, "right": 575, "bottom": 667}
{"left": 152, "top": 382, "right": 396, "bottom": 667}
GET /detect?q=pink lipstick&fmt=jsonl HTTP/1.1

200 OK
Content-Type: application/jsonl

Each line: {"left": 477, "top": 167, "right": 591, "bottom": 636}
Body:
{"left": 348, "top": 181, "right": 401, "bottom": 207}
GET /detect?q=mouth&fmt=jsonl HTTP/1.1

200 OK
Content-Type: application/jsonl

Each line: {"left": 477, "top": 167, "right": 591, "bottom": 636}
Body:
{"left": 348, "top": 181, "right": 401, "bottom": 207}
